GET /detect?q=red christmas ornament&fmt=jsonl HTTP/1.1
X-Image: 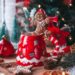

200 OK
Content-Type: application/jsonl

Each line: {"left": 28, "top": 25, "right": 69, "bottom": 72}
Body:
{"left": 24, "top": 0, "right": 31, "bottom": 7}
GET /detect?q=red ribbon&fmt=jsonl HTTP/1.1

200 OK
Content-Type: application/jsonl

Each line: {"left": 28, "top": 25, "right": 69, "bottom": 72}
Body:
{"left": 49, "top": 16, "right": 58, "bottom": 23}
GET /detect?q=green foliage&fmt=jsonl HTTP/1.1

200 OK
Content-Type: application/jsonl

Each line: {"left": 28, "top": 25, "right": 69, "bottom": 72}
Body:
{"left": 13, "top": 16, "right": 21, "bottom": 43}
{"left": 0, "top": 24, "right": 5, "bottom": 40}
{"left": 59, "top": 53, "right": 75, "bottom": 68}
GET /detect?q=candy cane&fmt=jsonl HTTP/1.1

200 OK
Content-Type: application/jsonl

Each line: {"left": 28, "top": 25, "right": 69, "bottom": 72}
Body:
{"left": 48, "top": 35, "right": 60, "bottom": 59}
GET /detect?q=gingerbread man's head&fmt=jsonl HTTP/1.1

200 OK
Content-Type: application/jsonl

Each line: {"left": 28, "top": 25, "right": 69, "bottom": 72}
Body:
{"left": 34, "top": 8, "right": 47, "bottom": 22}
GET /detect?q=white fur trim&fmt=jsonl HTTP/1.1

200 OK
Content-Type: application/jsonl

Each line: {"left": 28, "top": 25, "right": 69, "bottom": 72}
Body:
{"left": 16, "top": 56, "right": 43, "bottom": 64}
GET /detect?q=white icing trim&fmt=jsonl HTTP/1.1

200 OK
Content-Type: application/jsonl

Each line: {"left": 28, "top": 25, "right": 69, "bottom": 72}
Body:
{"left": 16, "top": 56, "right": 43, "bottom": 64}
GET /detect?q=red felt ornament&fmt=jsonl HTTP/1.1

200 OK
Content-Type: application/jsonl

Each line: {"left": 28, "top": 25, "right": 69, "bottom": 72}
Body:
{"left": 0, "top": 36, "right": 15, "bottom": 57}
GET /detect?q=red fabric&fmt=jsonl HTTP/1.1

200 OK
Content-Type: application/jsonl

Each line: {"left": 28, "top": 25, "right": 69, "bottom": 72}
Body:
{"left": 0, "top": 37, "right": 15, "bottom": 57}
{"left": 47, "top": 24, "right": 61, "bottom": 35}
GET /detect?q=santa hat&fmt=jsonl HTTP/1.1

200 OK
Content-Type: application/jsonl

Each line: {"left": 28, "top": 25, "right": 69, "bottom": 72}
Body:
{"left": 0, "top": 35, "right": 15, "bottom": 57}
{"left": 36, "top": 8, "right": 46, "bottom": 15}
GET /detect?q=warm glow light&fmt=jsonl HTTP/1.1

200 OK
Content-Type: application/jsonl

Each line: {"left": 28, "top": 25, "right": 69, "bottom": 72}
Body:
{"left": 69, "top": 36, "right": 72, "bottom": 40}
{"left": 56, "top": 11, "right": 60, "bottom": 14}
{"left": 0, "top": 73, "right": 5, "bottom": 75}
{"left": 38, "top": 4, "right": 41, "bottom": 8}
{"left": 64, "top": 24, "right": 67, "bottom": 27}
{"left": 69, "top": 4, "right": 72, "bottom": 6}
{"left": 62, "top": 18, "right": 65, "bottom": 21}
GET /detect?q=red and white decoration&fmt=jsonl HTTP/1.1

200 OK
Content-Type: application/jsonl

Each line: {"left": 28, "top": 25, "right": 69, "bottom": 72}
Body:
{"left": 47, "top": 21, "right": 71, "bottom": 59}
{"left": 16, "top": 33, "right": 46, "bottom": 67}
{"left": 48, "top": 34, "right": 71, "bottom": 59}
{"left": 0, "top": 36, "right": 15, "bottom": 57}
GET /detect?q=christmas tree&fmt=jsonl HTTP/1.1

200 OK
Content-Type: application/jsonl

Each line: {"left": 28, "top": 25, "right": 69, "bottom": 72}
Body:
{"left": 13, "top": 16, "right": 21, "bottom": 43}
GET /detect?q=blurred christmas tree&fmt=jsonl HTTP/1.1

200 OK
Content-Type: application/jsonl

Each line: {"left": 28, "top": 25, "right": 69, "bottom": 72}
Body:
{"left": 13, "top": 16, "right": 21, "bottom": 43}
{"left": 30, "top": 0, "right": 71, "bottom": 20}
{"left": 0, "top": 22, "right": 6, "bottom": 40}
{"left": 16, "top": 0, "right": 75, "bottom": 44}
{"left": 0, "top": 22, "right": 9, "bottom": 40}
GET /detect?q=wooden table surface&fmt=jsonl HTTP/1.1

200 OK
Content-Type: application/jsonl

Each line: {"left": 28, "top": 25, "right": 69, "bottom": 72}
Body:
{"left": 0, "top": 56, "right": 48, "bottom": 75}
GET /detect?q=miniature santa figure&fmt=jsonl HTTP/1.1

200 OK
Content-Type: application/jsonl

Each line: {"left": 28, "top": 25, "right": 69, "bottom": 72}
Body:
{"left": 16, "top": 8, "right": 50, "bottom": 74}
{"left": 0, "top": 35, "right": 15, "bottom": 57}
